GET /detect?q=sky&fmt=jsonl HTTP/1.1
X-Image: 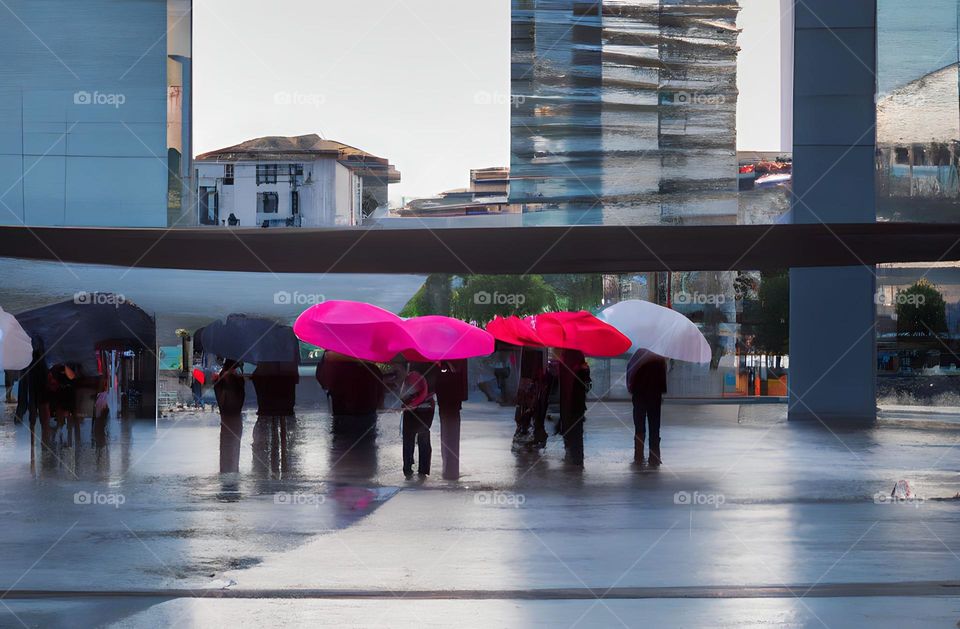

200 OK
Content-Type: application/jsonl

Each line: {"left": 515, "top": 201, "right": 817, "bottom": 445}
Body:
{"left": 194, "top": 0, "right": 786, "bottom": 205}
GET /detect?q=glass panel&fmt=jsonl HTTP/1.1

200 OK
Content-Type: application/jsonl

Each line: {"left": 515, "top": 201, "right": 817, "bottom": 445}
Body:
{"left": 877, "top": 0, "right": 960, "bottom": 222}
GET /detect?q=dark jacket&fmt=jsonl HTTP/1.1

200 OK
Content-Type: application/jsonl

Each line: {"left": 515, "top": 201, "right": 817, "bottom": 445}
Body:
{"left": 251, "top": 364, "right": 298, "bottom": 417}
{"left": 214, "top": 368, "right": 246, "bottom": 416}
{"left": 631, "top": 359, "right": 667, "bottom": 402}
{"left": 317, "top": 360, "right": 383, "bottom": 416}
{"left": 435, "top": 360, "right": 468, "bottom": 410}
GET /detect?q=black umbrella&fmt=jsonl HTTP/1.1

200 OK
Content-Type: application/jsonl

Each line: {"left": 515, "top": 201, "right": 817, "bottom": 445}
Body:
{"left": 16, "top": 294, "right": 155, "bottom": 371}
{"left": 199, "top": 314, "right": 299, "bottom": 364}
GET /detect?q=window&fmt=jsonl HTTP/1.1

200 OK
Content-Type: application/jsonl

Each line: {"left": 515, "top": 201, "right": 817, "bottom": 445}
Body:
{"left": 256, "top": 164, "right": 278, "bottom": 185}
{"left": 289, "top": 163, "right": 304, "bottom": 179}
{"left": 223, "top": 164, "right": 234, "bottom": 185}
{"left": 258, "top": 192, "right": 278, "bottom": 214}
{"left": 291, "top": 190, "right": 300, "bottom": 215}
{"left": 199, "top": 187, "right": 218, "bottom": 225}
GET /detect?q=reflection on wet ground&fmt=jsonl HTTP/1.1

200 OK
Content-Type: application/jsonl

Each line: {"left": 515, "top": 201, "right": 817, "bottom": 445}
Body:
{"left": 1, "top": 400, "right": 958, "bottom": 627}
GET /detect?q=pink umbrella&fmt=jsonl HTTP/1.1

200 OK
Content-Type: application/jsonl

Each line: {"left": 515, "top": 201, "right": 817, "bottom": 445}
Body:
{"left": 293, "top": 301, "right": 413, "bottom": 362}
{"left": 401, "top": 316, "right": 495, "bottom": 362}
{"left": 295, "top": 301, "right": 494, "bottom": 363}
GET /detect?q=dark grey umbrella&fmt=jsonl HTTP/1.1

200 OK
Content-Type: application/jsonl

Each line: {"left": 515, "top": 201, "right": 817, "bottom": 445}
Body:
{"left": 16, "top": 294, "right": 155, "bottom": 371}
{"left": 199, "top": 314, "right": 299, "bottom": 364}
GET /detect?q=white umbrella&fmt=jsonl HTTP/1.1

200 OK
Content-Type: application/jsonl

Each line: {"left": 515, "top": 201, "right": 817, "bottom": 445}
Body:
{"left": 0, "top": 306, "right": 33, "bottom": 371}
{"left": 598, "top": 300, "right": 711, "bottom": 363}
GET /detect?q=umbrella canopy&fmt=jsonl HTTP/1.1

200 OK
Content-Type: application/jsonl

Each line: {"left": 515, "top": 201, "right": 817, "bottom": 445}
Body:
{"left": 598, "top": 300, "right": 711, "bottom": 363}
{"left": 16, "top": 295, "right": 155, "bottom": 371}
{"left": 401, "top": 316, "right": 495, "bottom": 361}
{"left": 295, "top": 301, "right": 494, "bottom": 362}
{"left": 529, "top": 311, "right": 632, "bottom": 357}
{"left": 485, "top": 316, "right": 546, "bottom": 348}
{"left": 294, "top": 301, "right": 414, "bottom": 363}
{"left": 0, "top": 306, "right": 32, "bottom": 371}
{"left": 199, "top": 314, "right": 300, "bottom": 364}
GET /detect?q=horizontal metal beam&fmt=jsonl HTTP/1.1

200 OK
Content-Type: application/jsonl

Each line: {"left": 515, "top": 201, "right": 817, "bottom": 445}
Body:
{"left": 1, "top": 223, "right": 958, "bottom": 274}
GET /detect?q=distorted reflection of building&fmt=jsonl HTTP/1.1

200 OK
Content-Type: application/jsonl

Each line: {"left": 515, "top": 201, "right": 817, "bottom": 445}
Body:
{"left": 877, "top": 63, "right": 960, "bottom": 222}
{"left": 396, "top": 167, "right": 521, "bottom": 217}
{"left": 510, "top": 0, "right": 741, "bottom": 226}
{"left": 195, "top": 134, "right": 401, "bottom": 227}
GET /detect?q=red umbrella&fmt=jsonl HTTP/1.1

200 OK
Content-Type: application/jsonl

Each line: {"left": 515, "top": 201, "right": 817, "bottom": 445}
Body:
{"left": 485, "top": 315, "right": 546, "bottom": 348}
{"left": 528, "top": 311, "right": 631, "bottom": 357}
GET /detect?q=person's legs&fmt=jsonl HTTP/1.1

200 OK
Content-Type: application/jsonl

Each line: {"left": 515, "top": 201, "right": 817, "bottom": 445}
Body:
{"left": 563, "top": 415, "right": 584, "bottom": 466}
{"left": 401, "top": 410, "right": 417, "bottom": 476}
{"left": 632, "top": 393, "right": 647, "bottom": 463}
{"left": 416, "top": 406, "right": 434, "bottom": 475}
{"left": 219, "top": 414, "right": 243, "bottom": 473}
{"left": 439, "top": 404, "right": 461, "bottom": 480}
{"left": 648, "top": 397, "right": 662, "bottom": 466}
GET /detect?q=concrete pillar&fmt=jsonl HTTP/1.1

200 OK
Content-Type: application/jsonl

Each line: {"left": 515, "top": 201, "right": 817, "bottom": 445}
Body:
{"left": 789, "top": 0, "right": 877, "bottom": 422}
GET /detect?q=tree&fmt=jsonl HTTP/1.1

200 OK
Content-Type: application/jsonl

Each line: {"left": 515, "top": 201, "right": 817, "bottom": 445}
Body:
{"left": 896, "top": 280, "right": 947, "bottom": 337}
{"left": 542, "top": 274, "right": 603, "bottom": 312}
{"left": 450, "top": 275, "right": 558, "bottom": 324}
{"left": 753, "top": 269, "right": 790, "bottom": 365}
{"left": 400, "top": 274, "right": 453, "bottom": 318}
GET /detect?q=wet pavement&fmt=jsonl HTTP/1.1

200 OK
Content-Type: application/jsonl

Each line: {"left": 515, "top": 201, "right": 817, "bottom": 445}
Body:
{"left": 1, "top": 400, "right": 958, "bottom": 627}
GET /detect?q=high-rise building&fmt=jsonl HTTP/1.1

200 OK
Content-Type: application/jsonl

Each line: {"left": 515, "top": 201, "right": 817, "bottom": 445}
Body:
{"left": 0, "top": 0, "right": 192, "bottom": 228}
{"left": 510, "top": 0, "right": 740, "bottom": 226}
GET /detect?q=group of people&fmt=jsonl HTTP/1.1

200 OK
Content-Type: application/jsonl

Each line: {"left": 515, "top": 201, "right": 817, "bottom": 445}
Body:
{"left": 507, "top": 347, "right": 667, "bottom": 467}
{"left": 206, "top": 345, "right": 669, "bottom": 477}
{"left": 8, "top": 339, "right": 114, "bottom": 450}
{"left": 6, "top": 340, "right": 669, "bottom": 475}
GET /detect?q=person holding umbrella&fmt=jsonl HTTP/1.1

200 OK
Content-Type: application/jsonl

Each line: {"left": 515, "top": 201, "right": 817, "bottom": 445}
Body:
{"left": 399, "top": 362, "right": 436, "bottom": 478}
{"left": 557, "top": 349, "right": 591, "bottom": 466}
{"left": 627, "top": 350, "right": 667, "bottom": 466}
{"left": 214, "top": 359, "right": 245, "bottom": 474}
{"left": 435, "top": 359, "right": 468, "bottom": 479}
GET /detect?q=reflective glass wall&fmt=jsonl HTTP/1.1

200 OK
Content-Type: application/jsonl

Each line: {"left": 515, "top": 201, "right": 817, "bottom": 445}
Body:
{"left": 0, "top": 0, "right": 192, "bottom": 228}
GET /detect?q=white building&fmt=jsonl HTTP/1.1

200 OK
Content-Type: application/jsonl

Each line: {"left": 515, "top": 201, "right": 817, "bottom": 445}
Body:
{"left": 195, "top": 134, "right": 400, "bottom": 227}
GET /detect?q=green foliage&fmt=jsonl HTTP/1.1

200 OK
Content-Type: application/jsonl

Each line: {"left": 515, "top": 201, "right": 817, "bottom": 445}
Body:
{"left": 542, "top": 274, "right": 604, "bottom": 312}
{"left": 755, "top": 269, "right": 790, "bottom": 356}
{"left": 896, "top": 280, "right": 947, "bottom": 336}
{"left": 450, "top": 275, "right": 558, "bottom": 324}
{"left": 400, "top": 274, "right": 453, "bottom": 318}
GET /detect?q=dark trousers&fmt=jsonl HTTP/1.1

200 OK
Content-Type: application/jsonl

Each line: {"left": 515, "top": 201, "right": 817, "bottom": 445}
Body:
{"left": 219, "top": 414, "right": 243, "bottom": 473}
{"left": 632, "top": 393, "right": 662, "bottom": 463}
{"left": 561, "top": 415, "right": 584, "bottom": 465}
{"left": 402, "top": 405, "right": 434, "bottom": 475}
{"left": 438, "top": 403, "right": 461, "bottom": 479}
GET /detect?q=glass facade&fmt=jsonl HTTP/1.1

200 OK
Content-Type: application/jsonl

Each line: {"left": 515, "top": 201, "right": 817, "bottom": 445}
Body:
{"left": 876, "top": 0, "right": 960, "bottom": 222}
{"left": 510, "top": 0, "right": 741, "bottom": 227}
{"left": 0, "top": 0, "right": 191, "bottom": 228}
